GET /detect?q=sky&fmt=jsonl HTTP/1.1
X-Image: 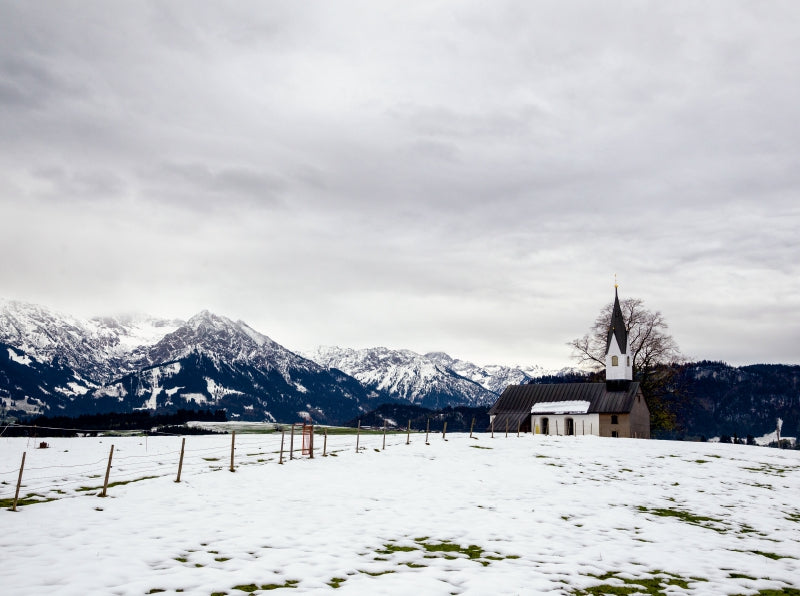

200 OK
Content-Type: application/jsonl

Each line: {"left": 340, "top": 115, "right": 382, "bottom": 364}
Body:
{"left": 1, "top": 1, "right": 798, "bottom": 370}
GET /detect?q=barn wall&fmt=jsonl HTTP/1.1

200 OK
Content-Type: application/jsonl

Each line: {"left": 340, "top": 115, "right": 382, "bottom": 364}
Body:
{"left": 629, "top": 391, "right": 651, "bottom": 439}
{"left": 598, "top": 413, "right": 628, "bottom": 437}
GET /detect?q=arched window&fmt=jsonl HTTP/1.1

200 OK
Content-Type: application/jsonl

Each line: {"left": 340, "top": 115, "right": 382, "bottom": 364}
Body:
{"left": 611, "top": 355, "right": 619, "bottom": 366}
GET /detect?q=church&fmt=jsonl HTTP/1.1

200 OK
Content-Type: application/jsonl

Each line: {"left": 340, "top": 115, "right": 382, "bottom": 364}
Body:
{"left": 488, "top": 287, "right": 651, "bottom": 439}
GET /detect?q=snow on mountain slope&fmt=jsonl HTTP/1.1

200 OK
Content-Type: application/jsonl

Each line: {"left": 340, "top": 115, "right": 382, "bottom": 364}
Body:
{"left": 0, "top": 300, "right": 181, "bottom": 383}
{"left": 304, "top": 346, "right": 498, "bottom": 408}
{"left": 137, "top": 311, "right": 322, "bottom": 380}
{"left": 424, "top": 351, "right": 546, "bottom": 395}
{"left": 0, "top": 342, "right": 94, "bottom": 417}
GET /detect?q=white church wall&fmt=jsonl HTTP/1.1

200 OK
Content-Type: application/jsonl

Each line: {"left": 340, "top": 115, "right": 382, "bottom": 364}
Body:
{"left": 533, "top": 413, "right": 599, "bottom": 436}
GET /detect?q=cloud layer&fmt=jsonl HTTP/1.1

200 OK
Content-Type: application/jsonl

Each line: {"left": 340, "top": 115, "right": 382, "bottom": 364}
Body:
{"left": 2, "top": 1, "right": 799, "bottom": 368}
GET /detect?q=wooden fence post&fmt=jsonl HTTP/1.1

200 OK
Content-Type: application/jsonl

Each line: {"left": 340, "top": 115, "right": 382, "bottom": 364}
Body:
{"left": 100, "top": 444, "right": 114, "bottom": 497}
{"left": 517, "top": 421, "right": 521, "bottom": 437}
{"left": 356, "top": 420, "right": 361, "bottom": 453}
{"left": 279, "top": 431, "right": 285, "bottom": 464}
{"left": 425, "top": 418, "right": 430, "bottom": 445}
{"left": 406, "top": 420, "right": 411, "bottom": 445}
{"left": 469, "top": 417, "right": 475, "bottom": 439}
{"left": 323, "top": 428, "right": 328, "bottom": 457}
{"left": 505, "top": 419, "right": 508, "bottom": 438}
{"left": 229, "top": 431, "right": 236, "bottom": 472}
{"left": 175, "top": 438, "right": 186, "bottom": 482}
{"left": 382, "top": 420, "right": 387, "bottom": 450}
{"left": 309, "top": 426, "right": 314, "bottom": 459}
{"left": 442, "top": 421, "right": 448, "bottom": 441}
{"left": 290, "top": 424, "right": 295, "bottom": 460}
{"left": 11, "top": 452, "right": 26, "bottom": 511}
{"left": 491, "top": 418, "right": 494, "bottom": 438}
{"left": 582, "top": 420, "right": 585, "bottom": 435}
{"left": 555, "top": 420, "right": 559, "bottom": 436}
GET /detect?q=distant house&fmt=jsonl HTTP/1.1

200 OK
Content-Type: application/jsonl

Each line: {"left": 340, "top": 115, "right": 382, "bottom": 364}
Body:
{"left": 488, "top": 287, "right": 650, "bottom": 439}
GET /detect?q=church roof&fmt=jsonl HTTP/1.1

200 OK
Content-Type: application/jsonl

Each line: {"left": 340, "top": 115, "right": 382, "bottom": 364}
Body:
{"left": 488, "top": 382, "right": 641, "bottom": 432}
{"left": 605, "top": 287, "right": 628, "bottom": 355}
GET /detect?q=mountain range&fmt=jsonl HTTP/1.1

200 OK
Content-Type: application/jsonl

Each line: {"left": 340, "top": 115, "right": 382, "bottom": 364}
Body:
{"left": 0, "top": 300, "right": 546, "bottom": 424}
{"left": 4, "top": 299, "right": 797, "bottom": 440}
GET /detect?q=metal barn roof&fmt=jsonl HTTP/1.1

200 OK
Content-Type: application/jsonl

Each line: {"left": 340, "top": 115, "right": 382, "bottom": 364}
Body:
{"left": 489, "top": 382, "right": 641, "bottom": 421}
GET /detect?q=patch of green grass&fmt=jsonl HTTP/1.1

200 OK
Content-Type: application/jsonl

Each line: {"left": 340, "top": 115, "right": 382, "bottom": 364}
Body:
{"left": 261, "top": 579, "right": 299, "bottom": 590}
{"left": 694, "top": 459, "right": 709, "bottom": 464}
{"left": 748, "top": 550, "right": 790, "bottom": 560}
{"left": 376, "top": 544, "right": 416, "bottom": 554}
{"left": 76, "top": 476, "right": 159, "bottom": 493}
{"left": 232, "top": 585, "right": 258, "bottom": 593}
{"left": 174, "top": 557, "right": 188, "bottom": 563}
{"left": 360, "top": 570, "right": 396, "bottom": 577}
{"left": 203, "top": 457, "right": 220, "bottom": 462}
{"left": 215, "top": 557, "right": 230, "bottom": 562}
{"left": 785, "top": 511, "right": 800, "bottom": 523}
{"left": 417, "top": 539, "right": 484, "bottom": 560}
{"left": 728, "top": 573, "right": 757, "bottom": 580}
{"left": 327, "top": 577, "right": 347, "bottom": 588}
{"left": 1, "top": 493, "right": 56, "bottom": 508}
{"left": 571, "top": 570, "right": 702, "bottom": 595}
{"left": 210, "top": 592, "right": 228, "bottom": 596}
{"left": 636, "top": 506, "right": 727, "bottom": 533}
{"left": 469, "top": 445, "right": 492, "bottom": 449}
{"left": 147, "top": 590, "right": 166, "bottom": 594}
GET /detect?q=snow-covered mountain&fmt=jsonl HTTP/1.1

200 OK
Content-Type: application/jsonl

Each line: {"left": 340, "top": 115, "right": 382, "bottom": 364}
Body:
{"left": 0, "top": 300, "right": 181, "bottom": 383}
{"left": 1, "top": 299, "right": 549, "bottom": 423}
{"left": 0, "top": 301, "right": 381, "bottom": 423}
{"left": 88, "top": 311, "right": 377, "bottom": 422}
{"left": 304, "top": 346, "right": 499, "bottom": 408}
{"left": 0, "top": 341, "right": 94, "bottom": 417}
{"left": 423, "top": 351, "right": 546, "bottom": 395}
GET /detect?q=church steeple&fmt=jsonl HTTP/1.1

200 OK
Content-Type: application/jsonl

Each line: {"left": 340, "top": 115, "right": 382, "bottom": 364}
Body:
{"left": 605, "top": 283, "right": 632, "bottom": 388}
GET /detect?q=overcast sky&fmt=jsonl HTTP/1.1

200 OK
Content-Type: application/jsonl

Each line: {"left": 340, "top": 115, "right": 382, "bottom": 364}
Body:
{"left": 1, "top": 1, "right": 798, "bottom": 369}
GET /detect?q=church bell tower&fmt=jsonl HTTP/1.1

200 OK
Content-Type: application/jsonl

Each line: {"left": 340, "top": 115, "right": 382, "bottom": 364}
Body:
{"left": 605, "top": 282, "right": 633, "bottom": 390}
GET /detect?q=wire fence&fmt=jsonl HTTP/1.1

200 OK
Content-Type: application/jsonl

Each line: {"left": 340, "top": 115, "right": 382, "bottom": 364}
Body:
{"left": 1, "top": 421, "right": 464, "bottom": 511}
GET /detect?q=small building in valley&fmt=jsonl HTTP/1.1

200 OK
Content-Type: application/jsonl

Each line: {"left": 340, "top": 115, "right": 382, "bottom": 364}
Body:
{"left": 488, "top": 286, "right": 650, "bottom": 439}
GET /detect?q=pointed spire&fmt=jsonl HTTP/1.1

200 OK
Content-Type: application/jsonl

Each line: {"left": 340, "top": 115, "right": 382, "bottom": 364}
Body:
{"left": 605, "top": 285, "right": 628, "bottom": 356}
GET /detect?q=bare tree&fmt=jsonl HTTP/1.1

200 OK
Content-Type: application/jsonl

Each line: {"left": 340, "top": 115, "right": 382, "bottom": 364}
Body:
{"left": 569, "top": 297, "right": 686, "bottom": 434}
{"left": 568, "top": 297, "right": 682, "bottom": 375}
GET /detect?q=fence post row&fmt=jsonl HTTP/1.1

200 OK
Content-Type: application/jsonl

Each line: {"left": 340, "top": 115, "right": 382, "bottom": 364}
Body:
{"left": 100, "top": 444, "right": 114, "bottom": 498}
{"left": 11, "top": 451, "right": 26, "bottom": 512}
{"left": 175, "top": 438, "right": 186, "bottom": 482}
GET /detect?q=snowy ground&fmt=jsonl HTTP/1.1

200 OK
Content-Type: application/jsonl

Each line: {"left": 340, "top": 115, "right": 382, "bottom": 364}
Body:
{"left": 1, "top": 431, "right": 799, "bottom": 595}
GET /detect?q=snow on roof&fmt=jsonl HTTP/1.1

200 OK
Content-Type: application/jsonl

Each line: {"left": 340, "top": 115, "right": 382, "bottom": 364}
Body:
{"left": 531, "top": 400, "right": 591, "bottom": 414}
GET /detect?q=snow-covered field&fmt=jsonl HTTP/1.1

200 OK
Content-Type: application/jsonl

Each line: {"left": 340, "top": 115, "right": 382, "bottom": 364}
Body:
{"left": 1, "top": 431, "right": 799, "bottom": 595}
